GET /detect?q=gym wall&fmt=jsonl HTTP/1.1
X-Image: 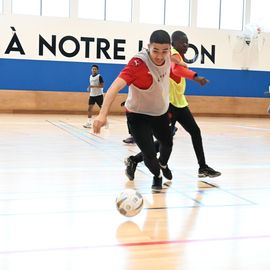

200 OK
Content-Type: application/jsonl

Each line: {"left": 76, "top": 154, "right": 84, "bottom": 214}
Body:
{"left": 0, "top": 16, "right": 270, "bottom": 116}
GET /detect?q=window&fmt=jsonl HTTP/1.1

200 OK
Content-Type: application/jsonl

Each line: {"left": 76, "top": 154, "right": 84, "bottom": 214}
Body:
{"left": 106, "top": 0, "right": 132, "bottom": 22}
{"left": 220, "top": 0, "right": 243, "bottom": 30}
{"left": 42, "top": 0, "right": 69, "bottom": 17}
{"left": 12, "top": 0, "right": 40, "bottom": 16}
{"left": 197, "top": 0, "right": 220, "bottom": 29}
{"left": 139, "top": 0, "right": 164, "bottom": 24}
{"left": 78, "top": 0, "right": 105, "bottom": 20}
{"left": 165, "top": 0, "right": 190, "bottom": 26}
{"left": 250, "top": 0, "right": 270, "bottom": 31}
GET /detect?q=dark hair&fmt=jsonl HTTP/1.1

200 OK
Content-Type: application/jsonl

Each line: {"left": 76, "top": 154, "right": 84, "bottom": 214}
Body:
{"left": 149, "top": 30, "right": 171, "bottom": 44}
{"left": 171, "top": 31, "right": 187, "bottom": 45}
{"left": 92, "top": 64, "right": 99, "bottom": 69}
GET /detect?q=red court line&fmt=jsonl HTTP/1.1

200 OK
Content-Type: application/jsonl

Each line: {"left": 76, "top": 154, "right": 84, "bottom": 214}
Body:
{"left": 1, "top": 234, "right": 270, "bottom": 255}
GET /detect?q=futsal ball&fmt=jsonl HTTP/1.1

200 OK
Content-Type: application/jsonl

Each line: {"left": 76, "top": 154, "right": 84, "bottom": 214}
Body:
{"left": 116, "top": 189, "right": 144, "bottom": 217}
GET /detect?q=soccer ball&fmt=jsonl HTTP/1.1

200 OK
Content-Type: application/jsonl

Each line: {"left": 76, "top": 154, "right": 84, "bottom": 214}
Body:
{"left": 116, "top": 189, "right": 144, "bottom": 217}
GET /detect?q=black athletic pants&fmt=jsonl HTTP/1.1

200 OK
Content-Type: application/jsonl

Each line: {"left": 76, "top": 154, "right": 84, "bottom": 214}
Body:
{"left": 169, "top": 104, "right": 206, "bottom": 167}
{"left": 133, "top": 104, "right": 206, "bottom": 168}
{"left": 126, "top": 111, "right": 173, "bottom": 178}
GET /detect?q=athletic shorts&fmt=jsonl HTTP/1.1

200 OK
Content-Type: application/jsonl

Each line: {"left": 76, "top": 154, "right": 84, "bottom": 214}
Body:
{"left": 89, "top": 95, "right": 103, "bottom": 106}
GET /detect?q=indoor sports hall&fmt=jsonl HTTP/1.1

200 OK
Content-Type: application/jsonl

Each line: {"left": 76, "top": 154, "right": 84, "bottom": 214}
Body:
{"left": 0, "top": 1, "right": 270, "bottom": 270}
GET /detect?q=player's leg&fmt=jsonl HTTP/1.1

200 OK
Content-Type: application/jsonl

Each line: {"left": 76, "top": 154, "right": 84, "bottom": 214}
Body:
{"left": 152, "top": 112, "right": 173, "bottom": 180}
{"left": 125, "top": 140, "right": 160, "bottom": 181}
{"left": 96, "top": 95, "right": 104, "bottom": 108}
{"left": 123, "top": 121, "right": 135, "bottom": 144}
{"left": 83, "top": 97, "right": 95, "bottom": 128}
{"left": 126, "top": 112, "right": 163, "bottom": 190}
{"left": 176, "top": 106, "right": 221, "bottom": 178}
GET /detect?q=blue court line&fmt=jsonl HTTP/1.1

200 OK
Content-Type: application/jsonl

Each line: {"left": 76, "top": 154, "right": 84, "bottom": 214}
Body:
{"left": 47, "top": 120, "right": 100, "bottom": 146}
{"left": 53, "top": 120, "right": 127, "bottom": 151}
{"left": 54, "top": 120, "right": 150, "bottom": 177}
{"left": 59, "top": 120, "right": 106, "bottom": 141}
{"left": 48, "top": 120, "right": 126, "bottom": 155}
{"left": 216, "top": 188, "right": 257, "bottom": 205}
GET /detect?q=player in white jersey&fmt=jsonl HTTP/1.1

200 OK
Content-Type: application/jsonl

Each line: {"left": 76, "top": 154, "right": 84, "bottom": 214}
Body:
{"left": 93, "top": 30, "right": 173, "bottom": 191}
{"left": 83, "top": 64, "right": 104, "bottom": 128}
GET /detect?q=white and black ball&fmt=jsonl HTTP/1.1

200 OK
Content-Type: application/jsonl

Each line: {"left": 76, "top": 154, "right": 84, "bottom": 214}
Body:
{"left": 116, "top": 189, "right": 144, "bottom": 217}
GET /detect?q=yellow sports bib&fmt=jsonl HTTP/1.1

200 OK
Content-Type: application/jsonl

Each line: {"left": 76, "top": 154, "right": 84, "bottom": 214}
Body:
{"left": 169, "top": 48, "right": 188, "bottom": 108}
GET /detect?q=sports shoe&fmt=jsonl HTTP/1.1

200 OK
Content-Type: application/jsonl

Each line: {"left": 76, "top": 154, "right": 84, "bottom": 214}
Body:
{"left": 124, "top": 156, "right": 137, "bottom": 180}
{"left": 198, "top": 166, "right": 221, "bottom": 178}
{"left": 152, "top": 176, "right": 162, "bottom": 191}
{"left": 83, "top": 122, "right": 91, "bottom": 128}
{"left": 163, "top": 180, "right": 172, "bottom": 188}
{"left": 159, "top": 163, "right": 172, "bottom": 180}
{"left": 123, "top": 136, "right": 135, "bottom": 144}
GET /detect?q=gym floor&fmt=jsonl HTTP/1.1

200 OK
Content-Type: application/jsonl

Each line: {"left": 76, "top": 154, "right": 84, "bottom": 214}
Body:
{"left": 0, "top": 114, "right": 270, "bottom": 270}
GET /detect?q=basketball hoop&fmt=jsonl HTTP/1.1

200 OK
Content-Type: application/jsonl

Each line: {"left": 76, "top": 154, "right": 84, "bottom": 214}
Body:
{"left": 241, "top": 24, "right": 261, "bottom": 45}
{"left": 229, "top": 23, "right": 264, "bottom": 70}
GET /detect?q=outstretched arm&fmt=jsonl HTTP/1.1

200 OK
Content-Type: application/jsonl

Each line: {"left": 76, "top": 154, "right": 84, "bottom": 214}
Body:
{"left": 193, "top": 75, "right": 209, "bottom": 86}
{"left": 171, "top": 54, "right": 187, "bottom": 68}
{"left": 171, "top": 54, "right": 209, "bottom": 86}
{"left": 93, "top": 77, "right": 127, "bottom": 133}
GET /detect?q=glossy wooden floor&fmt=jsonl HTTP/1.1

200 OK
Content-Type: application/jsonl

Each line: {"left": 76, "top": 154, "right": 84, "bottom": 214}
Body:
{"left": 0, "top": 114, "right": 270, "bottom": 270}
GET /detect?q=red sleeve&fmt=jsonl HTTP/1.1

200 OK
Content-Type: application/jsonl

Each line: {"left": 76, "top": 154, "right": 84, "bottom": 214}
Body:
{"left": 119, "top": 57, "right": 153, "bottom": 90}
{"left": 170, "top": 52, "right": 196, "bottom": 83}
{"left": 171, "top": 63, "right": 196, "bottom": 80}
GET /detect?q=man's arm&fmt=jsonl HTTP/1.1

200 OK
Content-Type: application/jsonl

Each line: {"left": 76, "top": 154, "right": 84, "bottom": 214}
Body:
{"left": 171, "top": 54, "right": 209, "bottom": 86}
{"left": 93, "top": 77, "right": 127, "bottom": 133}
{"left": 171, "top": 54, "right": 187, "bottom": 68}
{"left": 193, "top": 74, "right": 209, "bottom": 86}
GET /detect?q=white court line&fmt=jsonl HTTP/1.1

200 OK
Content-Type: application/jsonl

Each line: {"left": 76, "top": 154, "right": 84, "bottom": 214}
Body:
{"left": 229, "top": 125, "right": 270, "bottom": 132}
{"left": 0, "top": 166, "right": 124, "bottom": 173}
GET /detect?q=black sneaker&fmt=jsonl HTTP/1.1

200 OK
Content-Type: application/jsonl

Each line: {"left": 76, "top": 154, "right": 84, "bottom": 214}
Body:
{"left": 152, "top": 176, "right": 162, "bottom": 191}
{"left": 124, "top": 156, "right": 137, "bottom": 180}
{"left": 159, "top": 164, "right": 172, "bottom": 180}
{"left": 123, "top": 136, "right": 135, "bottom": 144}
{"left": 198, "top": 166, "right": 221, "bottom": 178}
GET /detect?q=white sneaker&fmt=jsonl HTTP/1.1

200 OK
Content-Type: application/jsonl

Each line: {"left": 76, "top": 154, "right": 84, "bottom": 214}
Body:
{"left": 83, "top": 122, "right": 91, "bottom": 128}
{"left": 163, "top": 180, "right": 172, "bottom": 188}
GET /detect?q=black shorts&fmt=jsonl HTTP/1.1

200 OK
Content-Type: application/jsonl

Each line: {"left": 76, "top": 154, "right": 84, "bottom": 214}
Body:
{"left": 89, "top": 95, "right": 103, "bottom": 107}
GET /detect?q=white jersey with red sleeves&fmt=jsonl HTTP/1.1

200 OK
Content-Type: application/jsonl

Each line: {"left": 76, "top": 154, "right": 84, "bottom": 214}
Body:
{"left": 125, "top": 48, "right": 170, "bottom": 116}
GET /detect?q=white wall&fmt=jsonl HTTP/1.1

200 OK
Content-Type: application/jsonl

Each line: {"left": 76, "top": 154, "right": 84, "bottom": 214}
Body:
{"left": 0, "top": 15, "right": 269, "bottom": 71}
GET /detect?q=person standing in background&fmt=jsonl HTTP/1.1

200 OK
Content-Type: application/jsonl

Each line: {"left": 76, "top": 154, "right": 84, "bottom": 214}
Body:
{"left": 83, "top": 64, "right": 104, "bottom": 128}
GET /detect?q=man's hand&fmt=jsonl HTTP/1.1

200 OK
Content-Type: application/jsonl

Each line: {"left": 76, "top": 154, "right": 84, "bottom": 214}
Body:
{"left": 194, "top": 76, "right": 209, "bottom": 86}
{"left": 93, "top": 115, "right": 107, "bottom": 134}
